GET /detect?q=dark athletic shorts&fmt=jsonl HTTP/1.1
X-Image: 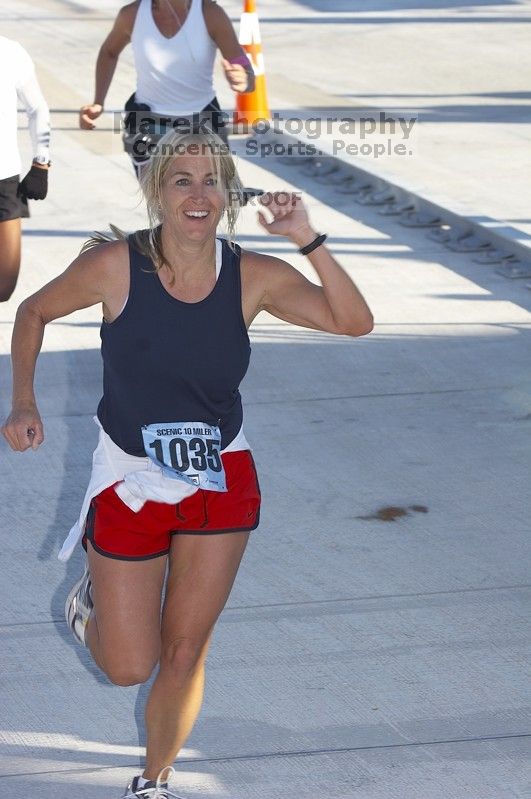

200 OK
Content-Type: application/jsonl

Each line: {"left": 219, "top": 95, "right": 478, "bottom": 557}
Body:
{"left": 82, "top": 450, "right": 261, "bottom": 560}
{"left": 0, "top": 175, "right": 29, "bottom": 221}
{"left": 124, "top": 94, "right": 229, "bottom": 177}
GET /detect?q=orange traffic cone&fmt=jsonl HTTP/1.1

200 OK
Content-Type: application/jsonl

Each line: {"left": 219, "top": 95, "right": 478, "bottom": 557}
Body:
{"left": 234, "top": 0, "right": 271, "bottom": 129}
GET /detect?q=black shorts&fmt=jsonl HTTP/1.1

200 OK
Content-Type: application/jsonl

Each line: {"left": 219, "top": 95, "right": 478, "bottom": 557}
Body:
{"left": 0, "top": 175, "right": 29, "bottom": 222}
{"left": 123, "top": 94, "right": 229, "bottom": 176}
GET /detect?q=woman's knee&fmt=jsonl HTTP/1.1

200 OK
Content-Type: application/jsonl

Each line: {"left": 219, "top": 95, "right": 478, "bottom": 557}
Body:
{"left": 159, "top": 636, "right": 208, "bottom": 684}
{"left": 102, "top": 660, "right": 156, "bottom": 687}
{"left": 99, "top": 649, "right": 159, "bottom": 686}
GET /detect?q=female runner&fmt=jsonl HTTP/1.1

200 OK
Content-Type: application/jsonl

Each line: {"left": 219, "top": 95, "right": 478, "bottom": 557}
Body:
{"left": 2, "top": 129, "right": 373, "bottom": 798}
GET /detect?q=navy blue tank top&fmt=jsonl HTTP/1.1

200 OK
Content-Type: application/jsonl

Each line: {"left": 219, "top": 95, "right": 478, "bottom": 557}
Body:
{"left": 97, "top": 235, "right": 251, "bottom": 456}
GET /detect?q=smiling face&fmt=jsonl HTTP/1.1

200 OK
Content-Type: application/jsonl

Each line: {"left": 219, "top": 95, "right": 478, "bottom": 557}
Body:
{"left": 159, "top": 150, "right": 225, "bottom": 243}
{"left": 139, "top": 132, "right": 243, "bottom": 262}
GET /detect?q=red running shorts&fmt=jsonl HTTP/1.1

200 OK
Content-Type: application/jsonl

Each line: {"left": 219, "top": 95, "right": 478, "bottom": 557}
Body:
{"left": 82, "top": 450, "right": 261, "bottom": 560}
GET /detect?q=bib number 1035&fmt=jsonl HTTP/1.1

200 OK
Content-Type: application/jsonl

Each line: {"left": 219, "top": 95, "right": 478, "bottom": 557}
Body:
{"left": 141, "top": 422, "right": 227, "bottom": 492}
{"left": 149, "top": 435, "right": 221, "bottom": 473}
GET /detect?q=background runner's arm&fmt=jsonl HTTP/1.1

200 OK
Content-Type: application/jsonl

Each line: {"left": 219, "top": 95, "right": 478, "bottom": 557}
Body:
{"left": 12, "top": 45, "right": 50, "bottom": 205}
{"left": 255, "top": 194, "right": 374, "bottom": 337}
{"left": 94, "top": 5, "right": 134, "bottom": 105}
{"left": 80, "top": 3, "right": 136, "bottom": 127}
{"left": 16, "top": 64, "right": 50, "bottom": 164}
{"left": 204, "top": 1, "right": 255, "bottom": 93}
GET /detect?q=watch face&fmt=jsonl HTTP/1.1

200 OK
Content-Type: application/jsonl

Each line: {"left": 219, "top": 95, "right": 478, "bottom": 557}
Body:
{"left": 34, "top": 157, "right": 49, "bottom": 165}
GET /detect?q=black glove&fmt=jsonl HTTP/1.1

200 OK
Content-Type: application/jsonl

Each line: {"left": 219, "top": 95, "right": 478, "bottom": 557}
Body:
{"left": 19, "top": 164, "right": 49, "bottom": 201}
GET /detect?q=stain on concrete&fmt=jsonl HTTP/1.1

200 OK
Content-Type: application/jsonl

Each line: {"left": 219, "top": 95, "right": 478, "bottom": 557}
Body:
{"left": 356, "top": 504, "right": 429, "bottom": 522}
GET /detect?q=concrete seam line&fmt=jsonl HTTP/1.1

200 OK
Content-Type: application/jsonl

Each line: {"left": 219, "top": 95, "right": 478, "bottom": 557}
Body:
{"left": 1, "top": 732, "right": 530, "bottom": 780}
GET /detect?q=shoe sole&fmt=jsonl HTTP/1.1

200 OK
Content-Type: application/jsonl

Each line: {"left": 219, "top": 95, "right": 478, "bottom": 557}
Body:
{"left": 64, "top": 569, "right": 90, "bottom": 645}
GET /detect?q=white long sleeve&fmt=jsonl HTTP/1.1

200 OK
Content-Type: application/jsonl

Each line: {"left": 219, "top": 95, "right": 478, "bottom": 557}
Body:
{"left": 17, "top": 72, "right": 51, "bottom": 163}
{"left": 0, "top": 36, "right": 50, "bottom": 179}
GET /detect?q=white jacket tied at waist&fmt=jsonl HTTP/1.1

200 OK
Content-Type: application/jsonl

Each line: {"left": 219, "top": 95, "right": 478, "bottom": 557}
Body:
{"left": 58, "top": 416, "right": 250, "bottom": 562}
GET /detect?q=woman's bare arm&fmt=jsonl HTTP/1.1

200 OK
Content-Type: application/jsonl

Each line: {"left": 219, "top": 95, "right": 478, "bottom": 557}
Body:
{"left": 246, "top": 194, "right": 374, "bottom": 337}
{"left": 1, "top": 241, "right": 128, "bottom": 451}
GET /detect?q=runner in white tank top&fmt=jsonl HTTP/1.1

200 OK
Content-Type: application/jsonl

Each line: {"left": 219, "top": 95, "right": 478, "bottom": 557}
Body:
{"left": 79, "top": 1, "right": 255, "bottom": 166}
{"left": 133, "top": 0, "right": 218, "bottom": 116}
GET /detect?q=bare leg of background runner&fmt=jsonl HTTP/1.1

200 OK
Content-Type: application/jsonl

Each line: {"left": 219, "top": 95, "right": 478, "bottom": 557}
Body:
{"left": 0, "top": 218, "right": 21, "bottom": 301}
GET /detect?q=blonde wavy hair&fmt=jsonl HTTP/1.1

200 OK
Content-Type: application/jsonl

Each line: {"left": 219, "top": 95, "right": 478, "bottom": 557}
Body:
{"left": 81, "top": 129, "right": 244, "bottom": 273}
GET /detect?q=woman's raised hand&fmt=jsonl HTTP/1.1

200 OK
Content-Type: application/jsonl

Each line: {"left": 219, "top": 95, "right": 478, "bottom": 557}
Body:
{"left": 257, "top": 193, "right": 314, "bottom": 241}
{"left": 1, "top": 405, "right": 44, "bottom": 452}
{"left": 79, "top": 104, "right": 103, "bottom": 130}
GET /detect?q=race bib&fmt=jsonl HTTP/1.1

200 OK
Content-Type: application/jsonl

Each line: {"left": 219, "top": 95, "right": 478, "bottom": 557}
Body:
{"left": 141, "top": 422, "right": 227, "bottom": 492}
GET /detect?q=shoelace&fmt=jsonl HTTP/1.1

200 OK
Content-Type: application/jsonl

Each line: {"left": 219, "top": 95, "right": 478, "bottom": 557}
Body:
{"left": 123, "top": 767, "right": 184, "bottom": 799}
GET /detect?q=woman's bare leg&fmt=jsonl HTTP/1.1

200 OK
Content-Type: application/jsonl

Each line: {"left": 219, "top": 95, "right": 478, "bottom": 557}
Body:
{"left": 85, "top": 542, "right": 167, "bottom": 684}
{"left": 143, "top": 531, "right": 249, "bottom": 779}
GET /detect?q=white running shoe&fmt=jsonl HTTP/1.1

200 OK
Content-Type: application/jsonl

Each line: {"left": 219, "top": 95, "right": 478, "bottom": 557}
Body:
{"left": 122, "top": 767, "right": 185, "bottom": 799}
{"left": 65, "top": 566, "right": 93, "bottom": 646}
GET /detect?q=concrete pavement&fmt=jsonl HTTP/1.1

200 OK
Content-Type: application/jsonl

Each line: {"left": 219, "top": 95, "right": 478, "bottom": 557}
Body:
{"left": 229, "top": 0, "right": 531, "bottom": 255}
{"left": 0, "top": 1, "right": 530, "bottom": 797}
